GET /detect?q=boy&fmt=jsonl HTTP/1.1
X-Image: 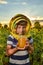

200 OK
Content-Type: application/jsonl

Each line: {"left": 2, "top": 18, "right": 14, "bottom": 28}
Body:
{"left": 6, "top": 19, "right": 34, "bottom": 65}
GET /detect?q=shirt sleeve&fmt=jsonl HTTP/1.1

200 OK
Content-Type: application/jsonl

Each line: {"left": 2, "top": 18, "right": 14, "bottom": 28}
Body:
{"left": 27, "top": 36, "right": 33, "bottom": 44}
{"left": 7, "top": 35, "right": 18, "bottom": 48}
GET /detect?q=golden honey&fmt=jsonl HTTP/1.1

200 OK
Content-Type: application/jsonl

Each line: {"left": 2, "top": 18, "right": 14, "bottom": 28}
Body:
{"left": 18, "top": 36, "right": 26, "bottom": 48}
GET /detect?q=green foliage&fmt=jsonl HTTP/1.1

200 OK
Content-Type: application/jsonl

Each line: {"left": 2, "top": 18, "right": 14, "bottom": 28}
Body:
{"left": 29, "top": 27, "right": 43, "bottom": 65}
{"left": 34, "top": 21, "right": 41, "bottom": 30}
{"left": 0, "top": 27, "right": 10, "bottom": 65}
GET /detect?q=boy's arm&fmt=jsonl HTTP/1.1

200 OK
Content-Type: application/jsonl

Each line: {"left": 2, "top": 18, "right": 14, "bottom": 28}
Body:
{"left": 6, "top": 35, "right": 18, "bottom": 56}
{"left": 28, "top": 44, "right": 34, "bottom": 54}
{"left": 6, "top": 45, "right": 18, "bottom": 56}
{"left": 27, "top": 37, "right": 34, "bottom": 54}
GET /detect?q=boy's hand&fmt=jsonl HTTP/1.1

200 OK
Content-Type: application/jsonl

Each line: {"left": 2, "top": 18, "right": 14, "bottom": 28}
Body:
{"left": 16, "top": 43, "right": 25, "bottom": 50}
{"left": 16, "top": 41, "right": 29, "bottom": 50}
{"left": 25, "top": 38, "right": 30, "bottom": 50}
{"left": 17, "top": 47, "right": 25, "bottom": 50}
{"left": 24, "top": 43, "right": 29, "bottom": 50}
{"left": 17, "top": 43, "right": 29, "bottom": 50}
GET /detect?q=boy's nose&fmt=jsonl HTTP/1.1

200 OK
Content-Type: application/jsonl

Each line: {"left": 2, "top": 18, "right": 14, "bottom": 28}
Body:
{"left": 21, "top": 28, "right": 23, "bottom": 31}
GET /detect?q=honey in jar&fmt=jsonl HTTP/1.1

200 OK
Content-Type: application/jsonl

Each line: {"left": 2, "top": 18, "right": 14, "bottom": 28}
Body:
{"left": 18, "top": 36, "right": 26, "bottom": 48}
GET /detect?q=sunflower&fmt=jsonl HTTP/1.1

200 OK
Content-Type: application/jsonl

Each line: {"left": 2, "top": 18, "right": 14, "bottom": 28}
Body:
{"left": 9, "top": 14, "right": 31, "bottom": 40}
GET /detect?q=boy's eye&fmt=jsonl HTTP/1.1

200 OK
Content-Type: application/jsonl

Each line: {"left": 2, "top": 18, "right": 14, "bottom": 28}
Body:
{"left": 23, "top": 26, "right": 26, "bottom": 28}
{"left": 18, "top": 27, "right": 21, "bottom": 28}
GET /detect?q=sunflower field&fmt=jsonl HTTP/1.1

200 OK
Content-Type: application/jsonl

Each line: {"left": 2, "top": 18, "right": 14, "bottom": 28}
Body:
{"left": 0, "top": 22, "right": 43, "bottom": 65}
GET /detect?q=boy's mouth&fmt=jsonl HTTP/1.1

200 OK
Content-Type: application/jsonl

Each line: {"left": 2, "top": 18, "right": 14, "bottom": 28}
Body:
{"left": 19, "top": 32, "right": 25, "bottom": 35}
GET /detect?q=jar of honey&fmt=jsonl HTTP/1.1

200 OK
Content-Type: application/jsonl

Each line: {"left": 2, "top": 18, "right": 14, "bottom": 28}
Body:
{"left": 18, "top": 36, "right": 27, "bottom": 48}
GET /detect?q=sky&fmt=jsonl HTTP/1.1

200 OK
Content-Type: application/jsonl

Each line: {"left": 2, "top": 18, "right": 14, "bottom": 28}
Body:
{"left": 0, "top": 0, "right": 43, "bottom": 24}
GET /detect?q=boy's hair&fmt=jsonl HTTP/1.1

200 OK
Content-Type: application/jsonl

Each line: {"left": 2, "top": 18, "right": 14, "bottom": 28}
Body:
{"left": 16, "top": 20, "right": 27, "bottom": 27}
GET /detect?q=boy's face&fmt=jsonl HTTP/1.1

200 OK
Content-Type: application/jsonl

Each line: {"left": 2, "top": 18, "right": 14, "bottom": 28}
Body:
{"left": 16, "top": 25, "right": 26, "bottom": 35}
